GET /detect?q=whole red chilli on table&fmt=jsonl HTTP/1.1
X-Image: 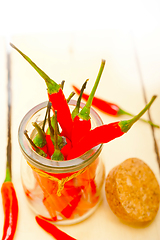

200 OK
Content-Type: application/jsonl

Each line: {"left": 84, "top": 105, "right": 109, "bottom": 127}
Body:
{"left": 72, "top": 85, "right": 160, "bottom": 128}
{"left": 11, "top": 43, "right": 157, "bottom": 239}
{"left": 1, "top": 151, "right": 18, "bottom": 240}
{"left": 35, "top": 216, "right": 76, "bottom": 240}
{"left": 1, "top": 44, "right": 19, "bottom": 240}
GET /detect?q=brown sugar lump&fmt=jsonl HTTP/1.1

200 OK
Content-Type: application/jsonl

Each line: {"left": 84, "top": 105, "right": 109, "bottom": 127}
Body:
{"left": 105, "top": 158, "right": 160, "bottom": 222}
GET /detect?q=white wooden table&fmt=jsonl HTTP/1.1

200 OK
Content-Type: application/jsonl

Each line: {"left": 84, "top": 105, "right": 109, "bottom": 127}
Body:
{"left": 0, "top": 29, "right": 160, "bottom": 239}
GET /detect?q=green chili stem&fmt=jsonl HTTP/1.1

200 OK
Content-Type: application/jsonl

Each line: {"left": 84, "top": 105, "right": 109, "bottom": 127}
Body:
{"left": 24, "top": 130, "right": 47, "bottom": 157}
{"left": 67, "top": 91, "right": 75, "bottom": 103}
{"left": 47, "top": 102, "right": 54, "bottom": 139}
{"left": 10, "top": 43, "right": 60, "bottom": 94}
{"left": 4, "top": 163, "right": 12, "bottom": 182}
{"left": 32, "top": 122, "right": 46, "bottom": 147}
{"left": 118, "top": 108, "right": 160, "bottom": 128}
{"left": 79, "top": 60, "right": 106, "bottom": 120}
{"left": 60, "top": 80, "right": 65, "bottom": 90}
{"left": 51, "top": 110, "right": 64, "bottom": 160}
{"left": 72, "top": 79, "right": 88, "bottom": 119}
{"left": 42, "top": 101, "right": 50, "bottom": 131}
{"left": 119, "top": 95, "right": 157, "bottom": 132}
{"left": 53, "top": 110, "right": 59, "bottom": 150}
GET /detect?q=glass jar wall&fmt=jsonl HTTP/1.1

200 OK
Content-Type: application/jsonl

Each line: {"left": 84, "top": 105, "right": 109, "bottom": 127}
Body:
{"left": 18, "top": 100, "right": 105, "bottom": 225}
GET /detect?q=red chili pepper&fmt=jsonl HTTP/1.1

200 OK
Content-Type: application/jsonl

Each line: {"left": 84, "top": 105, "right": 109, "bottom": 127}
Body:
{"left": 47, "top": 100, "right": 71, "bottom": 160}
{"left": 71, "top": 60, "right": 106, "bottom": 145}
{"left": 45, "top": 134, "right": 55, "bottom": 157}
{"left": 48, "top": 88, "right": 73, "bottom": 140}
{"left": 35, "top": 216, "right": 77, "bottom": 240}
{"left": 60, "top": 137, "right": 72, "bottom": 159}
{"left": 1, "top": 182, "right": 18, "bottom": 240}
{"left": 72, "top": 85, "right": 160, "bottom": 128}
{"left": 10, "top": 43, "right": 73, "bottom": 140}
{"left": 67, "top": 95, "right": 156, "bottom": 159}
{"left": 1, "top": 153, "right": 18, "bottom": 240}
{"left": 71, "top": 115, "right": 92, "bottom": 146}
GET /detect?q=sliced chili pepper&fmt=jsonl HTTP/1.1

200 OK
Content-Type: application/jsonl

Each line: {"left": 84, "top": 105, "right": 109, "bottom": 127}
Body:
{"left": 43, "top": 196, "right": 57, "bottom": 221}
{"left": 72, "top": 85, "right": 160, "bottom": 128}
{"left": 33, "top": 172, "right": 69, "bottom": 216}
{"left": 61, "top": 194, "right": 81, "bottom": 218}
{"left": 34, "top": 168, "right": 78, "bottom": 219}
{"left": 22, "top": 182, "right": 34, "bottom": 200}
{"left": 74, "top": 194, "right": 99, "bottom": 217}
{"left": 71, "top": 60, "right": 106, "bottom": 146}
{"left": 35, "top": 216, "right": 77, "bottom": 240}
{"left": 10, "top": 43, "right": 73, "bottom": 140}
{"left": 1, "top": 157, "right": 18, "bottom": 240}
{"left": 67, "top": 95, "right": 157, "bottom": 159}
{"left": 64, "top": 185, "right": 84, "bottom": 198}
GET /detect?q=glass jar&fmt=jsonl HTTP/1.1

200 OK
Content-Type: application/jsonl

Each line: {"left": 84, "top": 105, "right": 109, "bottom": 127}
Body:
{"left": 18, "top": 100, "right": 105, "bottom": 225}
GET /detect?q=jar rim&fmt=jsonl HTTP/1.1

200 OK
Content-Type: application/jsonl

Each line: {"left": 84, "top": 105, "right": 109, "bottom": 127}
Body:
{"left": 18, "top": 100, "right": 103, "bottom": 173}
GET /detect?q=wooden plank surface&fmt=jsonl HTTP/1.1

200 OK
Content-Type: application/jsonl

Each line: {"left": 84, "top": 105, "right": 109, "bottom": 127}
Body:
{"left": 0, "top": 29, "right": 160, "bottom": 239}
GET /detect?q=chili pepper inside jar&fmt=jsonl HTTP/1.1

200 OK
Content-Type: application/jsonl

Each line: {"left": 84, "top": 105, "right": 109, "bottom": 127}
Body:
{"left": 18, "top": 100, "right": 105, "bottom": 225}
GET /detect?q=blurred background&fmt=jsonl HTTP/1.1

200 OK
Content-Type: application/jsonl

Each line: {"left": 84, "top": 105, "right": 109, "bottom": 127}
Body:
{"left": 0, "top": 0, "right": 160, "bottom": 38}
